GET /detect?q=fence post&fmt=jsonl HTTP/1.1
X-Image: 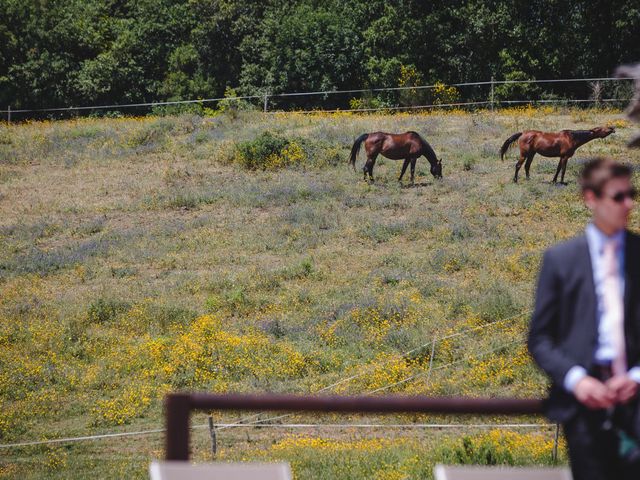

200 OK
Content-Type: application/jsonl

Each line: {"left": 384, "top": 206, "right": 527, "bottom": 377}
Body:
{"left": 165, "top": 393, "right": 191, "bottom": 461}
{"left": 490, "top": 77, "right": 495, "bottom": 112}
{"left": 7, "top": 105, "right": 10, "bottom": 124}
{"left": 263, "top": 94, "right": 269, "bottom": 113}
{"left": 208, "top": 416, "right": 217, "bottom": 459}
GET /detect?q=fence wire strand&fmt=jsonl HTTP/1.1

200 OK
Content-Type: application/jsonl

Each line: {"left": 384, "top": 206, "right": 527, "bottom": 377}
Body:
{"left": 1, "top": 76, "right": 635, "bottom": 115}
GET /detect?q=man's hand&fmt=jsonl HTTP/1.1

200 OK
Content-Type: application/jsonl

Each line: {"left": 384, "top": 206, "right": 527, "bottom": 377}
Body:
{"left": 574, "top": 376, "right": 616, "bottom": 409}
{"left": 606, "top": 375, "right": 639, "bottom": 404}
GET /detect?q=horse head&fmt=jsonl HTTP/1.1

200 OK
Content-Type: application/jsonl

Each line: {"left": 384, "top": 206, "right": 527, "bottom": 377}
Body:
{"left": 591, "top": 126, "right": 615, "bottom": 138}
{"left": 431, "top": 159, "right": 443, "bottom": 178}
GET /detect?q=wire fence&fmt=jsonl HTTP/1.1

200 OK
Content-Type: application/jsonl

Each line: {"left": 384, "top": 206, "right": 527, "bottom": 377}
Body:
{"left": 0, "top": 422, "right": 554, "bottom": 450}
{"left": 1, "top": 77, "right": 635, "bottom": 121}
{"left": 0, "top": 310, "right": 533, "bottom": 451}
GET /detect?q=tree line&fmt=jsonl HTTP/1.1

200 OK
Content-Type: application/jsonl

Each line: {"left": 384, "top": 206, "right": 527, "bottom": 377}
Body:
{"left": 1, "top": 0, "right": 640, "bottom": 114}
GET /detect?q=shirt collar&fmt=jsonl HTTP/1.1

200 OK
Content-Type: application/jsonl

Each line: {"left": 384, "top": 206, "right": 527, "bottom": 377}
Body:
{"left": 586, "top": 223, "right": 625, "bottom": 254}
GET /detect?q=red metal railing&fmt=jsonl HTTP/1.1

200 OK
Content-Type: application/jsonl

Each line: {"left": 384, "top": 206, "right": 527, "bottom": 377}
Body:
{"left": 164, "top": 393, "right": 544, "bottom": 460}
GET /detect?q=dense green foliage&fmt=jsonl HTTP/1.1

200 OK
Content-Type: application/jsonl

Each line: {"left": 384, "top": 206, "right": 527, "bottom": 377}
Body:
{"left": 2, "top": 0, "right": 640, "bottom": 113}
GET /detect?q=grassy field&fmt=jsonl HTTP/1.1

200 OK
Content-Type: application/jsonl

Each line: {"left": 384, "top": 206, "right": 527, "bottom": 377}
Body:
{"left": 1, "top": 107, "right": 638, "bottom": 478}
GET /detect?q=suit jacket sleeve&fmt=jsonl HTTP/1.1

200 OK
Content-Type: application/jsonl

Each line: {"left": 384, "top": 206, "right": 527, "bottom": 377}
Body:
{"left": 528, "top": 248, "right": 583, "bottom": 387}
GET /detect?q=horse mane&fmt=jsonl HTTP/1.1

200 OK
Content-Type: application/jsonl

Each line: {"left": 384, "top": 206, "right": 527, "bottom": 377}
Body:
{"left": 409, "top": 131, "right": 438, "bottom": 164}
{"left": 564, "top": 129, "right": 594, "bottom": 143}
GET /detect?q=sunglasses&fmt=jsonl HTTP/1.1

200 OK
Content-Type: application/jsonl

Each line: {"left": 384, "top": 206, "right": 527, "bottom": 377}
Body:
{"left": 606, "top": 188, "right": 637, "bottom": 203}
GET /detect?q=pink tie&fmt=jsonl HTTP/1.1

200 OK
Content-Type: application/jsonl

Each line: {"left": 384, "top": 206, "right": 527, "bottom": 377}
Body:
{"left": 603, "top": 239, "right": 627, "bottom": 376}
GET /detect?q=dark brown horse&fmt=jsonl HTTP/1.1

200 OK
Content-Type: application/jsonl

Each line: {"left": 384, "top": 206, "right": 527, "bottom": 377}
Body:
{"left": 349, "top": 131, "right": 442, "bottom": 183}
{"left": 500, "top": 126, "right": 615, "bottom": 184}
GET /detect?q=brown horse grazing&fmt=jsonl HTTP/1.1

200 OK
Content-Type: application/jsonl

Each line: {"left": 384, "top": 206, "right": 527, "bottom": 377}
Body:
{"left": 500, "top": 126, "right": 615, "bottom": 184}
{"left": 349, "top": 131, "right": 442, "bottom": 183}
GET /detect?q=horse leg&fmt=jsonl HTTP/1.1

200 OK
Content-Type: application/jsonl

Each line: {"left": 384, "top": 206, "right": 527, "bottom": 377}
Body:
{"left": 524, "top": 153, "right": 535, "bottom": 180}
{"left": 514, "top": 154, "right": 526, "bottom": 183}
{"left": 552, "top": 158, "right": 563, "bottom": 184}
{"left": 365, "top": 154, "right": 378, "bottom": 182}
{"left": 363, "top": 157, "right": 372, "bottom": 181}
{"left": 410, "top": 157, "right": 417, "bottom": 184}
{"left": 398, "top": 158, "right": 410, "bottom": 182}
{"left": 559, "top": 156, "right": 570, "bottom": 185}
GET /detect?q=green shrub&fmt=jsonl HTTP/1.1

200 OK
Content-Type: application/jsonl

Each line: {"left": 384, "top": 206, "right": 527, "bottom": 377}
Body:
{"left": 87, "top": 298, "right": 130, "bottom": 324}
{"left": 234, "top": 131, "right": 307, "bottom": 170}
{"left": 281, "top": 257, "right": 316, "bottom": 280}
{"left": 437, "top": 430, "right": 563, "bottom": 466}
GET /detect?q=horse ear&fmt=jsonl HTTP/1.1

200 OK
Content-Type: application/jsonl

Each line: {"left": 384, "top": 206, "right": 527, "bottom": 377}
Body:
{"left": 438, "top": 159, "right": 442, "bottom": 165}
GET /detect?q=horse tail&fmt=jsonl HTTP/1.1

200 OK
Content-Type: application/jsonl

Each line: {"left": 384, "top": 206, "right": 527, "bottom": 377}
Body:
{"left": 500, "top": 132, "right": 522, "bottom": 161}
{"left": 349, "top": 133, "right": 368, "bottom": 171}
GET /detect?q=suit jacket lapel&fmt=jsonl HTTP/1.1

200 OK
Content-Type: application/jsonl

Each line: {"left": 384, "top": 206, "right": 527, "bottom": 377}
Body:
{"left": 624, "top": 231, "right": 637, "bottom": 311}
{"left": 578, "top": 235, "right": 599, "bottom": 339}
{"left": 624, "top": 231, "right": 638, "bottom": 355}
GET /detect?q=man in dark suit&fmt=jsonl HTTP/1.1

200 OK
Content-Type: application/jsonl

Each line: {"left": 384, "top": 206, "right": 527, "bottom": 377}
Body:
{"left": 528, "top": 157, "right": 640, "bottom": 480}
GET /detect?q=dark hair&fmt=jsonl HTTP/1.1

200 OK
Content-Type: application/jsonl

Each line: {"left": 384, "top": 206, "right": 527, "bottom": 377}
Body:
{"left": 579, "top": 157, "right": 632, "bottom": 195}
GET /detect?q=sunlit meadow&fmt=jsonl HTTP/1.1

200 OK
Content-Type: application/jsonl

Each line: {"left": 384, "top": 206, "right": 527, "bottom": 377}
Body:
{"left": 0, "top": 107, "right": 638, "bottom": 478}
